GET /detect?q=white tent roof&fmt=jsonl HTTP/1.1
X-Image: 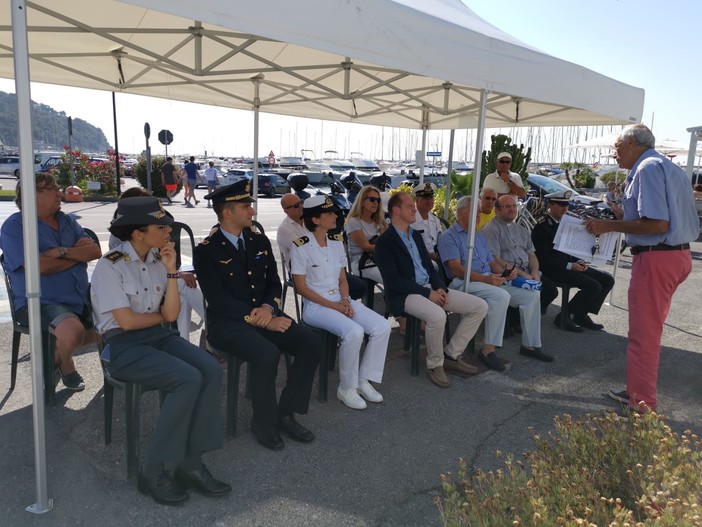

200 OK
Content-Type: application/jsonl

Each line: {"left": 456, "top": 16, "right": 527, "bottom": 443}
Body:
{"left": 0, "top": 0, "right": 644, "bottom": 129}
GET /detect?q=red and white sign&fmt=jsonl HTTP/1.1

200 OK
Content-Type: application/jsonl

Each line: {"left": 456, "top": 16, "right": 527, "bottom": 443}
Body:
{"left": 268, "top": 151, "right": 276, "bottom": 165}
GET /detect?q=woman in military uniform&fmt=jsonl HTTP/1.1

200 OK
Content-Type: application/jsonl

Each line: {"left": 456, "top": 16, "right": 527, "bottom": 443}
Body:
{"left": 90, "top": 196, "right": 229, "bottom": 506}
{"left": 292, "top": 195, "right": 391, "bottom": 410}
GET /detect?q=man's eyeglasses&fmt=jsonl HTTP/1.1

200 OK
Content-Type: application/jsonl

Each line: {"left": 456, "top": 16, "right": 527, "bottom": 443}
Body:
{"left": 482, "top": 196, "right": 497, "bottom": 201}
{"left": 498, "top": 159, "right": 511, "bottom": 164}
{"left": 284, "top": 202, "right": 302, "bottom": 210}
{"left": 366, "top": 197, "right": 381, "bottom": 203}
{"left": 38, "top": 185, "right": 60, "bottom": 192}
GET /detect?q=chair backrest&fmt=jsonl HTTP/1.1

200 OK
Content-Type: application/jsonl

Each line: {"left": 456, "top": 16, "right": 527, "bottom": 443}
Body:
{"left": 433, "top": 243, "right": 453, "bottom": 287}
{"left": 251, "top": 220, "right": 265, "bottom": 235}
{"left": 170, "top": 221, "right": 195, "bottom": 270}
{"left": 438, "top": 216, "right": 450, "bottom": 231}
{"left": 0, "top": 253, "right": 26, "bottom": 330}
{"left": 83, "top": 227, "right": 99, "bottom": 244}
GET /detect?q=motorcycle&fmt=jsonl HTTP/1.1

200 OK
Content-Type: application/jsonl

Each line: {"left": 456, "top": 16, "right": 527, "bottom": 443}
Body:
{"left": 287, "top": 173, "right": 351, "bottom": 233}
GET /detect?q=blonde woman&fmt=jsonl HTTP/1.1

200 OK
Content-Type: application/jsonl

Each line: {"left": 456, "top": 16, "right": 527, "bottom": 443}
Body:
{"left": 345, "top": 185, "right": 387, "bottom": 284}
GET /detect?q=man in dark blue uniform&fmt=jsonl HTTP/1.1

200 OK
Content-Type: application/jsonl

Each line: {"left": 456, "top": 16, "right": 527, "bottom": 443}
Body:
{"left": 531, "top": 190, "right": 614, "bottom": 332}
{"left": 194, "top": 180, "right": 322, "bottom": 451}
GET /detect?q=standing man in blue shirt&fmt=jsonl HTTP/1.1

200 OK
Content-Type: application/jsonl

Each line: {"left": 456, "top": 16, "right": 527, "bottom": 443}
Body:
{"left": 375, "top": 192, "right": 487, "bottom": 389}
{"left": 183, "top": 156, "right": 200, "bottom": 207}
{"left": 585, "top": 124, "right": 699, "bottom": 413}
{"left": 0, "top": 174, "right": 101, "bottom": 390}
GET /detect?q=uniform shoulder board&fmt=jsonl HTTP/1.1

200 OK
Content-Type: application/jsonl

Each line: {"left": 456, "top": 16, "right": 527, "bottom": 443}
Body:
{"left": 104, "top": 250, "right": 127, "bottom": 264}
{"left": 328, "top": 232, "right": 343, "bottom": 242}
{"left": 293, "top": 236, "right": 310, "bottom": 247}
{"left": 198, "top": 238, "right": 210, "bottom": 246}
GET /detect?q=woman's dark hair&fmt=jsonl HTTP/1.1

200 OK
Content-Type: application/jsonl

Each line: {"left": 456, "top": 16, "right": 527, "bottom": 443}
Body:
{"left": 109, "top": 224, "right": 147, "bottom": 241}
{"left": 303, "top": 215, "right": 320, "bottom": 232}
{"left": 120, "top": 187, "right": 151, "bottom": 199}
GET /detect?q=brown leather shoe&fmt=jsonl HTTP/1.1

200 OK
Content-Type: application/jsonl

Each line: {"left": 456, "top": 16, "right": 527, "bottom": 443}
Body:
{"left": 427, "top": 366, "right": 449, "bottom": 388}
{"left": 443, "top": 354, "right": 478, "bottom": 375}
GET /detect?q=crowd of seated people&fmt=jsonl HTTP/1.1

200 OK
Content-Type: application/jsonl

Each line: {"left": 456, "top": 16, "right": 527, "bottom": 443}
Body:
{"left": 3, "top": 172, "right": 618, "bottom": 506}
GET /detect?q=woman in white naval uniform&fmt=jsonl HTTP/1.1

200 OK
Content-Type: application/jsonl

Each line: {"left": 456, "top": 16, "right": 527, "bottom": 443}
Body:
{"left": 291, "top": 195, "right": 391, "bottom": 410}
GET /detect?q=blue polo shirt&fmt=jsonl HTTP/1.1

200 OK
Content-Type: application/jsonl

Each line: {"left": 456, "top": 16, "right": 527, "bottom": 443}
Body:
{"left": 623, "top": 149, "right": 699, "bottom": 247}
{"left": 437, "top": 222, "right": 493, "bottom": 279}
{"left": 393, "top": 225, "right": 429, "bottom": 286}
{"left": 0, "top": 211, "right": 89, "bottom": 313}
{"left": 184, "top": 162, "right": 199, "bottom": 180}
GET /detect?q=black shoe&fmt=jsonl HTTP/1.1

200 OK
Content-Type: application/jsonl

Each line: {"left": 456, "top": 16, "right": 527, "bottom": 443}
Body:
{"left": 251, "top": 419, "right": 284, "bottom": 451}
{"left": 174, "top": 464, "right": 231, "bottom": 497}
{"left": 608, "top": 389, "right": 629, "bottom": 404}
{"left": 519, "top": 346, "right": 555, "bottom": 363}
{"left": 478, "top": 351, "right": 506, "bottom": 372}
{"left": 278, "top": 414, "right": 315, "bottom": 443}
{"left": 574, "top": 316, "right": 604, "bottom": 331}
{"left": 137, "top": 470, "right": 189, "bottom": 505}
{"left": 553, "top": 314, "right": 584, "bottom": 333}
{"left": 61, "top": 370, "right": 86, "bottom": 391}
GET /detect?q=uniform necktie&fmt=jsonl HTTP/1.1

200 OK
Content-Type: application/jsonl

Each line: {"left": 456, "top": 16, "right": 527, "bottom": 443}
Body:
{"left": 237, "top": 237, "right": 245, "bottom": 254}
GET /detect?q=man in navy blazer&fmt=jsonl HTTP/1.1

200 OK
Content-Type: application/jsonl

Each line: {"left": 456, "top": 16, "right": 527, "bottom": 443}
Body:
{"left": 375, "top": 192, "right": 487, "bottom": 388}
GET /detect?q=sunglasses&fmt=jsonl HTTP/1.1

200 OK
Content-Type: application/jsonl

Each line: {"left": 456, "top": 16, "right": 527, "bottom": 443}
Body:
{"left": 365, "top": 197, "right": 381, "bottom": 203}
{"left": 482, "top": 196, "right": 497, "bottom": 201}
{"left": 498, "top": 159, "right": 511, "bottom": 164}
{"left": 284, "top": 202, "right": 302, "bottom": 210}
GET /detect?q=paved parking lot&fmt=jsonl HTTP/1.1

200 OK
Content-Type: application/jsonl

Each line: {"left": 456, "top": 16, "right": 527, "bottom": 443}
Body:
{"left": 1, "top": 190, "right": 701, "bottom": 526}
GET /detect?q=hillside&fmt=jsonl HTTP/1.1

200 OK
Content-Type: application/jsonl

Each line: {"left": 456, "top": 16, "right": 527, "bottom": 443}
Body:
{"left": 0, "top": 91, "right": 111, "bottom": 152}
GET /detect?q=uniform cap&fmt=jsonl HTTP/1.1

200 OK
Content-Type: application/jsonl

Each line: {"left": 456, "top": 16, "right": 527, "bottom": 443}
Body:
{"left": 204, "top": 179, "right": 256, "bottom": 204}
{"left": 111, "top": 196, "right": 173, "bottom": 226}
{"left": 545, "top": 190, "right": 572, "bottom": 204}
{"left": 302, "top": 195, "right": 340, "bottom": 218}
{"left": 412, "top": 182, "right": 437, "bottom": 197}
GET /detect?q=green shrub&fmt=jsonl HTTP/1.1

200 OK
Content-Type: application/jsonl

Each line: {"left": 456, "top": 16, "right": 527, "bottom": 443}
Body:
{"left": 600, "top": 170, "right": 627, "bottom": 186}
{"left": 432, "top": 186, "right": 456, "bottom": 225}
{"left": 49, "top": 147, "right": 120, "bottom": 195}
{"left": 437, "top": 411, "right": 702, "bottom": 526}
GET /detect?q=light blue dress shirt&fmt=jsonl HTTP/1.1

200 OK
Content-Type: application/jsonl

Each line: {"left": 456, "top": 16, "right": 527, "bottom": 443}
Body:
{"left": 393, "top": 225, "right": 429, "bottom": 286}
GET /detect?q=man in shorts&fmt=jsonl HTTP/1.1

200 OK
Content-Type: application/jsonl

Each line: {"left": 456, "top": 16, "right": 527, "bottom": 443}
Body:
{"left": 0, "top": 173, "right": 102, "bottom": 390}
{"left": 183, "top": 156, "right": 200, "bottom": 207}
{"left": 204, "top": 161, "right": 218, "bottom": 207}
{"left": 161, "top": 157, "right": 179, "bottom": 205}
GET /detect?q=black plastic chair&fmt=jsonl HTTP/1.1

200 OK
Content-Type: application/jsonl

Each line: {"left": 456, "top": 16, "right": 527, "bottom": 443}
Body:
{"left": 169, "top": 221, "right": 195, "bottom": 270}
{"left": 97, "top": 336, "right": 165, "bottom": 480}
{"left": 554, "top": 282, "right": 572, "bottom": 329}
{"left": 279, "top": 254, "right": 301, "bottom": 323}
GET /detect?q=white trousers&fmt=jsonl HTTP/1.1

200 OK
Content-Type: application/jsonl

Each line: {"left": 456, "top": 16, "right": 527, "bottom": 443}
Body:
{"left": 450, "top": 279, "right": 541, "bottom": 348}
{"left": 403, "top": 289, "right": 488, "bottom": 369}
{"left": 177, "top": 280, "right": 206, "bottom": 340}
{"left": 303, "top": 297, "right": 391, "bottom": 391}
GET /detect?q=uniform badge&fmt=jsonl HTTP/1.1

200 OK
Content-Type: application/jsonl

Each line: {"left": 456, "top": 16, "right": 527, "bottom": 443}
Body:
{"left": 105, "top": 251, "right": 127, "bottom": 264}
{"left": 328, "top": 232, "right": 343, "bottom": 241}
{"left": 293, "top": 236, "right": 310, "bottom": 247}
{"left": 199, "top": 239, "right": 210, "bottom": 246}
{"left": 219, "top": 259, "right": 232, "bottom": 265}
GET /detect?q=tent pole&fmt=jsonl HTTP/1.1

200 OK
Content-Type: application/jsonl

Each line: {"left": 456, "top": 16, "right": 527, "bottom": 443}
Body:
{"left": 444, "top": 129, "right": 455, "bottom": 221}
{"left": 251, "top": 74, "right": 264, "bottom": 214}
{"left": 419, "top": 107, "right": 428, "bottom": 186}
{"left": 463, "top": 89, "right": 489, "bottom": 290}
{"left": 11, "top": 0, "right": 53, "bottom": 514}
{"left": 112, "top": 92, "right": 121, "bottom": 195}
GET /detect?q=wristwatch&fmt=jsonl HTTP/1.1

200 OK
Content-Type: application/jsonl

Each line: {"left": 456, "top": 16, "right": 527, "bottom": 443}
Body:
{"left": 58, "top": 246, "right": 68, "bottom": 258}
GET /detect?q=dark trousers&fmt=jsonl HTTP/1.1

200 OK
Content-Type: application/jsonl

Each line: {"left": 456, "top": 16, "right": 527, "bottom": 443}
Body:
{"left": 208, "top": 317, "right": 322, "bottom": 427}
{"left": 541, "top": 268, "right": 614, "bottom": 319}
{"left": 107, "top": 326, "right": 223, "bottom": 466}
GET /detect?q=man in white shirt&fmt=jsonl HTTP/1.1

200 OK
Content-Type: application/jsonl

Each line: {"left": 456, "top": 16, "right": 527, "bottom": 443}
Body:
{"left": 410, "top": 183, "right": 443, "bottom": 263}
{"left": 276, "top": 193, "right": 366, "bottom": 300}
{"left": 482, "top": 152, "right": 526, "bottom": 198}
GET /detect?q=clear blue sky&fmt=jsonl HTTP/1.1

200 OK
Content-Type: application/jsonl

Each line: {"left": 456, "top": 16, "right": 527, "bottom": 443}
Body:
{"left": 1, "top": 0, "right": 699, "bottom": 161}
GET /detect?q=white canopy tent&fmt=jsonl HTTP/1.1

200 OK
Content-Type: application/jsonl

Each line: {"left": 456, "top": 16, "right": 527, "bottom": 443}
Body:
{"left": 3, "top": 0, "right": 644, "bottom": 515}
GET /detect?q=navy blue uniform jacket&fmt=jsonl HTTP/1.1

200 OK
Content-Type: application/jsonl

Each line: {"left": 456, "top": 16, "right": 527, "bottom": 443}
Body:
{"left": 374, "top": 225, "right": 445, "bottom": 316}
{"left": 194, "top": 227, "right": 282, "bottom": 328}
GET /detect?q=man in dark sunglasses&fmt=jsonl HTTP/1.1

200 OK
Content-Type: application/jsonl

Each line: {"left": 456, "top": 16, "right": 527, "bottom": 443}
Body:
{"left": 481, "top": 152, "right": 526, "bottom": 198}
{"left": 477, "top": 187, "right": 498, "bottom": 230}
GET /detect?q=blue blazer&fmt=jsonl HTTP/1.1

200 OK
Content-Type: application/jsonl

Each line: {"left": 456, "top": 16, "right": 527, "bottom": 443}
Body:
{"left": 374, "top": 225, "right": 445, "bottom": 316}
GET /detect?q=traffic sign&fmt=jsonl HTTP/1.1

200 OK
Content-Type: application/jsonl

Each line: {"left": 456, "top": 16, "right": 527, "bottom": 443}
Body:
{"left": 158, "top": 129, "right": 173, "bottom": 145}
{"left": 144, "top": 122, "right": 151, "bottom": 139}
{"left": 426, "top": 151, "right": 442, "bottom": 157}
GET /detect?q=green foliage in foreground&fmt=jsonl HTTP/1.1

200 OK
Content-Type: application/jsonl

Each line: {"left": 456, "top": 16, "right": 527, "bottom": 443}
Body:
{"left": 437, "top": 411, "right": 702, "bottom": 526}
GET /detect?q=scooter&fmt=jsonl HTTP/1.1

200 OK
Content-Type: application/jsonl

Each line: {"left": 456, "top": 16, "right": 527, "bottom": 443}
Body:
{"left": 287, "top": 173, "right": 351, "bottom": 233}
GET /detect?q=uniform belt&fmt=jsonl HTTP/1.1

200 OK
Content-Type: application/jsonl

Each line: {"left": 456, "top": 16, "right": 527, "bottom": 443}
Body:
{"left": 103, "top": 328, "right": 125, "bottom": 341}
{"left": 324, "top": 289, "right": 340, "bottom": 295}
{"left": 630, "top": 243, "right": 690, "bottom": 255}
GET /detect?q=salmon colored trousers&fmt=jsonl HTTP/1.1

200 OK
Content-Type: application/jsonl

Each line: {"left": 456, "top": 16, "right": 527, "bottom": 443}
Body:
{"left": 626, "top": 249, "right": 692, "bottom": 410}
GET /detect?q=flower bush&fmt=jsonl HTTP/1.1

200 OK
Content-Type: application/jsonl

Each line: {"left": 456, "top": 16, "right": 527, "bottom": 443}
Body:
{"left": 437, "top": 411, "right": 702, "bottom": 526}
{"left": 49, "top": 146, "right": 120, "bottom": 196}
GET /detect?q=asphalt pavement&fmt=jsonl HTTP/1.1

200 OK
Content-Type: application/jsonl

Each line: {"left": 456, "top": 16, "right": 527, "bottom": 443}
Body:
{"left": 1, "top": 185, "right": 701, "bottom": 526}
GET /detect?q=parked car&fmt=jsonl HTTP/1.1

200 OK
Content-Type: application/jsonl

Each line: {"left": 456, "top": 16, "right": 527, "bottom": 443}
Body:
{"left": 526, "top": 174, "right": 612, "bottom": 214}
{"left": 0, "top": 154, "right": 42, "bottom": 177}
{"left": 258, "top": 173, "right": 290, "bottom": 197}
{"left": 220, "top": 168, "right": 253, "bottom": 187}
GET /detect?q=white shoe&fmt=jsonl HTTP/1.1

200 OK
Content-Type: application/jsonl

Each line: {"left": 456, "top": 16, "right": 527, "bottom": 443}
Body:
{"left": 357, "top": 381, "right": 383, "bottom": 403}
{"left": 337, "top": 388, "right": 367, "bottom": 410}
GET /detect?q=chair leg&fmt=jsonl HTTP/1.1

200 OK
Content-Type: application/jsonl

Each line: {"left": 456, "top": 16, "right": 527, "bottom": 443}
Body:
{"left": 317, "top": 335, "right": 329, "bottom": 403}
{"left": 104, "top": 383, "right": 114, "bottom": 445}
{"left": 226, "top": 356, "right": 242, "bottom": 437}
{"left": 559, "top": 286, "right": 571, "bottom": 329}
{"left": 10, "top": 332, "right": 21, "bottom": 390}
{"left": 125, "top": 384, "right": 141, "bottom": 481}
{"left": 408, "top": 317, "right": 420, "bottom": 377}
{"left": 364, "top": 279, "right": 375, "bottom": 309}
{"left": 43, "top": 331, "right": 56, "bottom": 407}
